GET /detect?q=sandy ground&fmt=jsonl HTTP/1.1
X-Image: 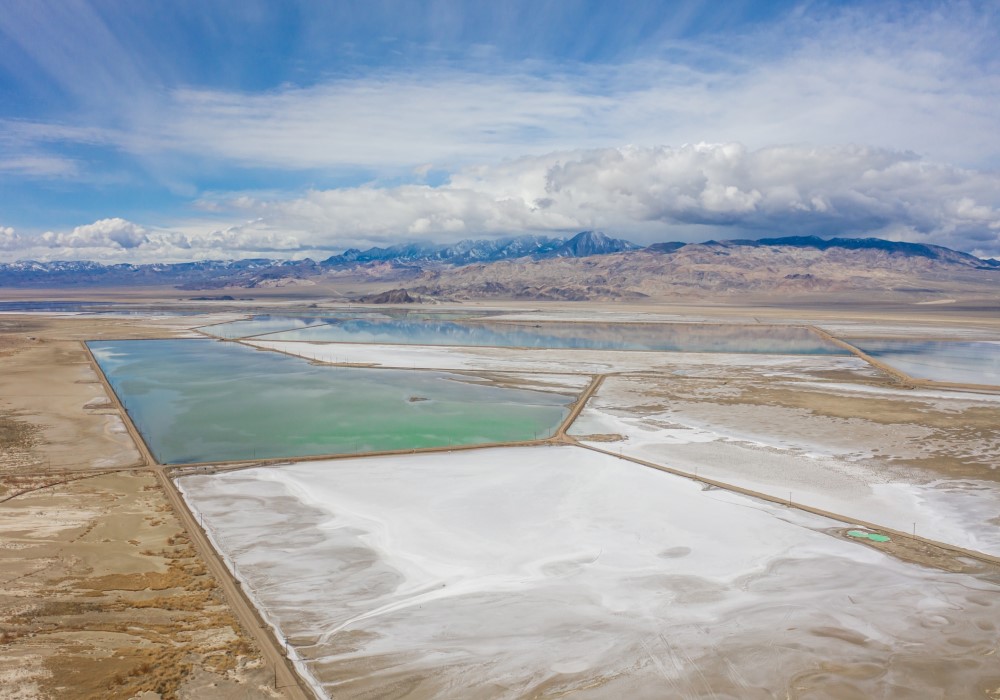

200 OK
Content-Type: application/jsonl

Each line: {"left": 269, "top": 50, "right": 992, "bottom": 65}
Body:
{"left": 0, "top": 314, "right": 282, "bottom": 700}
{"left": 0, "top": 470, "right": 278, "bottom": 700}
{"left": 0, "top": 321, "right": 142, "bottom": 473}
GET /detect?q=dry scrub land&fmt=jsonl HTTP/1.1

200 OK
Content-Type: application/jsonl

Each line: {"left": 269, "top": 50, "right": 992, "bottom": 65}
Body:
{"left": 0, "top": 315, "right": 276, "bottom": 700}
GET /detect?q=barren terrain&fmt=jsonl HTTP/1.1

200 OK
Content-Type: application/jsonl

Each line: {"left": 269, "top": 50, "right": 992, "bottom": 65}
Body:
{"left": 0, "top": 313, "right": 285, "bottom": 700}
{"left": 2, "top": 295, "right": 1000, "bottom": 699}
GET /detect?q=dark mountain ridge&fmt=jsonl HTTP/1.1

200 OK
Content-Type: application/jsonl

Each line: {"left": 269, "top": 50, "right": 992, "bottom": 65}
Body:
{"left": 698, "top": 235, "right": 999, "bottom": 269}
{"left": 0, "top": 231, "right": 639, "bottom": 287}
{"left": 0, "top": 233, "right": 996, "bottom": 289}
{"left": 321, "top": 231, "right": 638, "bottom": 267}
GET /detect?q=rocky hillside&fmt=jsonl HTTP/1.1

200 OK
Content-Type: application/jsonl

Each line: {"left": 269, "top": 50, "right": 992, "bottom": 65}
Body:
{"left": 410, "top": 237, "right": 1000, "bottom": 301}
{"left": 320, "top": 230, "right": 638, "bottom": 267}
{"left": 1, "top": 233, "right": 997, "bottom": 300}
{"left": 0, "top": 231, "right": 637, "bottom": 288}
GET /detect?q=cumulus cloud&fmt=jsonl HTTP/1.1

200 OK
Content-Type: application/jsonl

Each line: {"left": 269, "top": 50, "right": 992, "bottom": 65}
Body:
{"left": 0, "top": 217, "right": 322, "bottom": 263}
{"left": 39, "top": 218, "right": 150, "bottom": 250}
{"left": 0, "top": 226, "right": 24, "bottom": 250}
{"left": 3, "top": 218, "right": 173, "bottom": 262}
{"left": 4, "top": 144, "right": 1000, "bottom": 262}
{"left": 187, "top": 219, "right": 306, "bottom": 254}
{"left": 219, "top": 144, "right": 1000, "bottom": 257}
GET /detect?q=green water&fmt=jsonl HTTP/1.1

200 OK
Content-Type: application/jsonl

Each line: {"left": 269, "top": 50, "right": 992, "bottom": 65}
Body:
{"left": 847, "top": 530, "right": 891, "bottom": 543}
{"left": 89, "top": 339, "right": 570, "bottom": 464}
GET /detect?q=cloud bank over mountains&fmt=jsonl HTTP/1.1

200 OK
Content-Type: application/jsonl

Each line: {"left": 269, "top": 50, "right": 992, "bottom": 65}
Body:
{"left": 1, "top": 2, "right": 998, "bottom": 262}
{"left": 4, "top": 143, "right": 999, "bottom": 262}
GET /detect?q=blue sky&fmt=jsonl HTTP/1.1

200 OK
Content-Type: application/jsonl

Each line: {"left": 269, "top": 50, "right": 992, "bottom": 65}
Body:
{"left": 2, "top": 0, "right": 999, "bottom": 261}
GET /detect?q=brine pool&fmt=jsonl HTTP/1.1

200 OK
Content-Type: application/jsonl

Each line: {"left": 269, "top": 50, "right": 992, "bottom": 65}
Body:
{"left": 851, "top": 339, "right": 1000, "bottom": 385}
{"left": 209, "top": 316, "right": 847, "bottom": 354}
{"left": 88, "top": 339, "right": 572, "bottom": 464}
{"left": 200, "top": 310, "right": 494, "bottom": 339}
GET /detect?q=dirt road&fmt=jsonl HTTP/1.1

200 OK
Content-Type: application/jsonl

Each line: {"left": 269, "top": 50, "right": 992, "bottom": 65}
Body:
{"left": 154, "top": 468, "right": 316, "bottom": 699}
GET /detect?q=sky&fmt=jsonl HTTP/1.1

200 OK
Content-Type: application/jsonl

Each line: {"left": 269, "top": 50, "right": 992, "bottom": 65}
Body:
{"left": 1, "top": 0, "right": 999, "bottom": 263}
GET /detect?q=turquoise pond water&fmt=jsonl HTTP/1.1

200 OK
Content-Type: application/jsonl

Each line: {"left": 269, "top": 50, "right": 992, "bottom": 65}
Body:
{"left": 209, "top": 317, "right": 846, "bottom": 354}
{"left": 850, "top": 339, "right": 1000, "bottom": 385}
{"left": 89, "top": 339, "right": 571, "bottom": 464}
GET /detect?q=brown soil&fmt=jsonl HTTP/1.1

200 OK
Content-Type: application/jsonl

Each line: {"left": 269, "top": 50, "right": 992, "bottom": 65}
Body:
{"left": 0, "top": 470, "right": 275, "bottom": 700}
{"left": 834, "top": 528, "right": 999, "bottom": 575}
{"left": 574, "top": 433, "right": 626, "bottom": 443}
{"left": 0, "top": 314, "right": 279, "bottom": 699}
{"left": 0, "top": 319, "right": 145, "bottom": 473}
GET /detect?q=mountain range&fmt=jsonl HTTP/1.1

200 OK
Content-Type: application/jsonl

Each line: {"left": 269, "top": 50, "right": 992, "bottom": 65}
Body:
{"left": 325, "top": 231, "right": 640, "bottom": 266}
{"left": 0, "top": 231, "right": 639, "bottom": 288}
{"left": 0, "top": 231, "right": 997, "bottom": 300}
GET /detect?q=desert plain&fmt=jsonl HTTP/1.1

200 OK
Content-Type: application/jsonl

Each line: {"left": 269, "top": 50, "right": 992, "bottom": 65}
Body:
{"left": 1, "top": 288, "right": 1000, "bottom": 699}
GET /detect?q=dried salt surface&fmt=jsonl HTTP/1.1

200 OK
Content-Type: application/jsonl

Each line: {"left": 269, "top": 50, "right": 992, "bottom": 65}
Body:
{"left": 814, "top": 381, "right": 1000, "bottom": 405}
{"left": 248, "top": 340, "right": 869, "bottom": 376}
{"left": 573, "top": 374, "right": 1000, "bottom": 556}
{"left": 0, "top": 505, "right": 99, "bottom": 538}
{"left": 177, "top": 447, "right": 1000, "bottom": 699}
{"left": 0, "top": 654, "right": 49, "bottom": 700}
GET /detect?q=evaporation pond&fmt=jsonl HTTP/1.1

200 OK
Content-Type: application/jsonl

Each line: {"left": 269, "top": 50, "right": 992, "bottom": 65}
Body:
{"left": 200, "top": 310, "right": 498, "bottom": 339}
{"left": 199, "top": 314, "right": 333, "bottom": 339}
{"left": 851, "top": 339, "right": 1000, "bottom": 385}
{"left": 263, "top": 319, "right": 846, "bottom": 354}
{"left": 88, "top": 339, "right": 570, "bottom": 464}
{"left": 0, "top": 300, "right": 111, "bottom": 313}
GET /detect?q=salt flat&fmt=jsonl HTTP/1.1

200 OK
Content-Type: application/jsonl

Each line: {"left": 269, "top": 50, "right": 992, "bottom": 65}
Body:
{"left": 177, "top": 446, "right": 1000, "bottom": 699}
{"left": 572, "top": 368, "right": 1000, "bottom": 556}
{"left": 250, "top": 339, "right": 868, "bottom": 375}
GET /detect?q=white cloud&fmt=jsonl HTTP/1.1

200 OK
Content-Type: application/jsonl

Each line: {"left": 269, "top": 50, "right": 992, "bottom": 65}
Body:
{"left": 2, "top": 4, "right": 998, "bottom": 262}
{"left": 3, "top": 143, "right": 1000, "bottom": 262}
{"left": 40, "top": 218, "right": 151, "bottom": 250}
{"left": 127, "top": 6, "right": 1000, "bottom": 173}
{"left": 213, "top": 144, "right": 1000, "bottom": 256}
{"left": 4, "top": 3, "right": 998, "bottom": 182}
{"left": 189, "top": 220, "right": 306, "bottom": 254}
{"left": 0, "top": 217, "right": 324, "bottom": 264}
{"left": 0, "top": 155, "right": 80, "bottom": 178}
{"left": 125, "top": 41, "right": 996, "bottom": 175}
{"left": 0, "top": 226, "right": 23, "bottom": 250}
